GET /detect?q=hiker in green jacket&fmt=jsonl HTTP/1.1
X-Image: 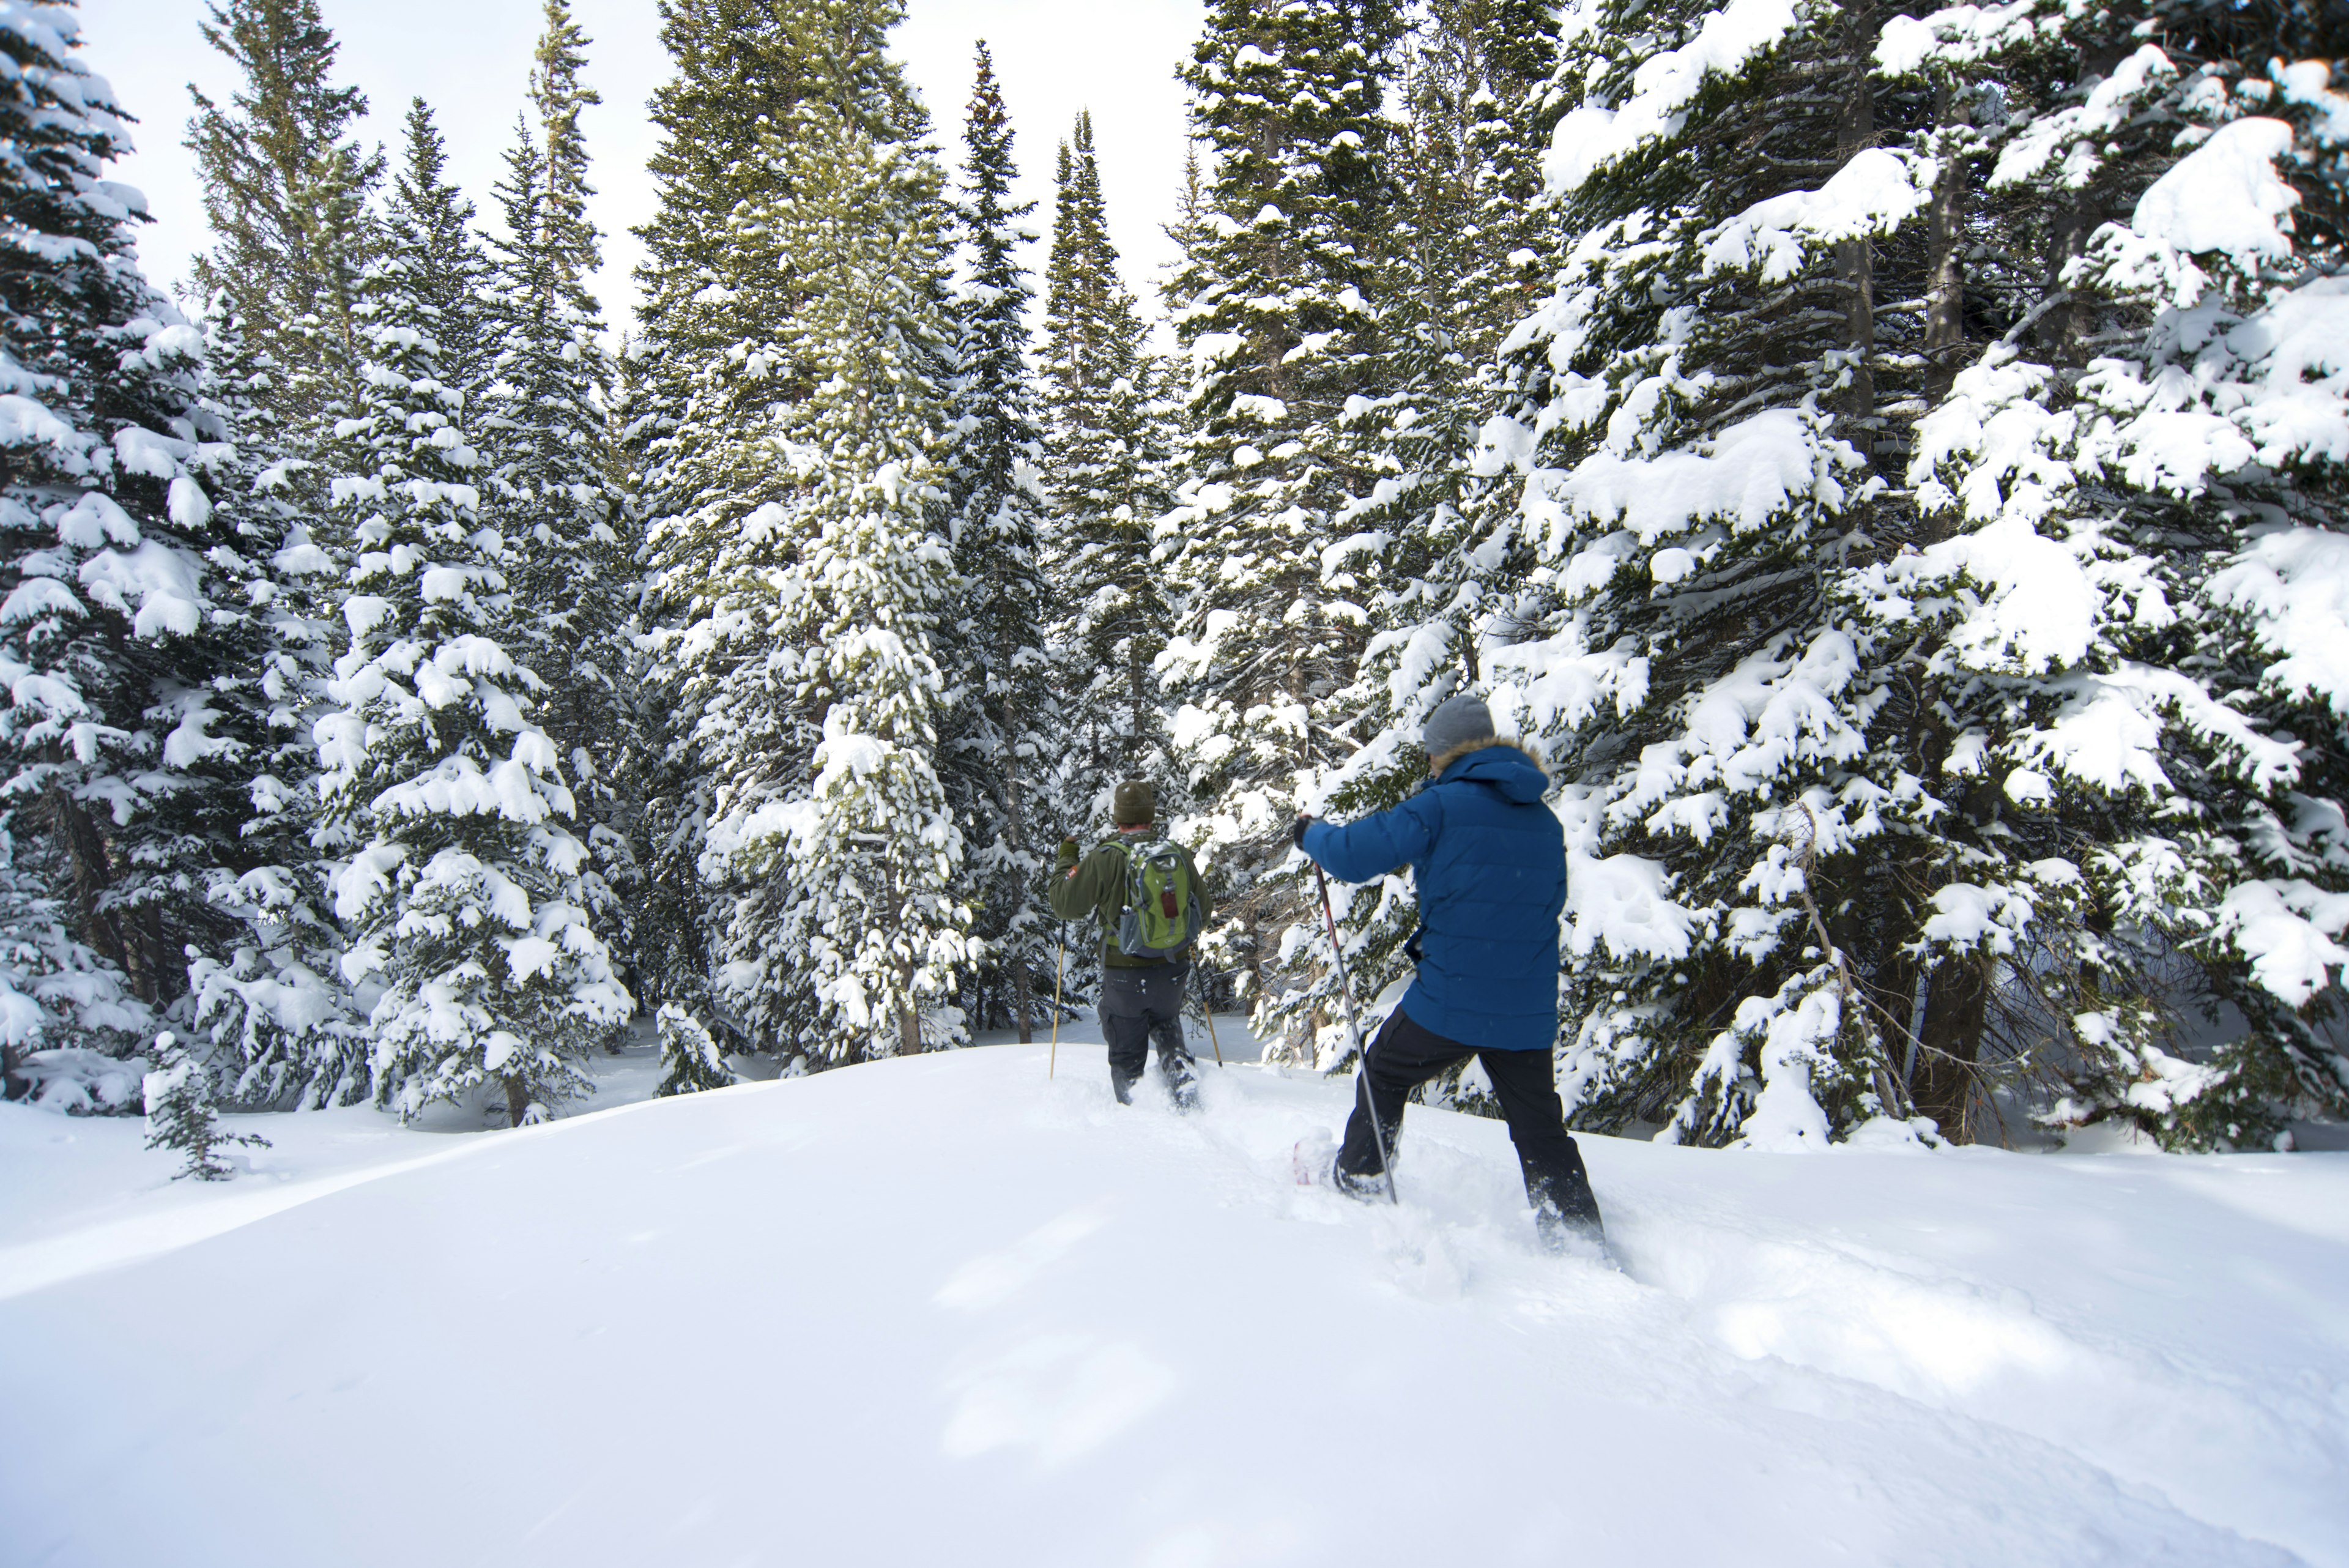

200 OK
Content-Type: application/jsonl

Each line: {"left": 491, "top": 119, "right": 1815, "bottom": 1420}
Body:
{"left": 1048, "top": 780, "right": 1212, "bottom": 1109}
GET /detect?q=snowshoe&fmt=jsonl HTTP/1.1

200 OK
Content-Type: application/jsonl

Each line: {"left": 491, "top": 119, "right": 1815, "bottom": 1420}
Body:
{"left": 1535, "top": 1205, "right": 1619, "bottom": 1270}
{"left": 1293, "top": 1131, "right": 1390, "bottom": 1202}
{"left": 1291, "top": 1129, "right": 1337, "bottom": 1186}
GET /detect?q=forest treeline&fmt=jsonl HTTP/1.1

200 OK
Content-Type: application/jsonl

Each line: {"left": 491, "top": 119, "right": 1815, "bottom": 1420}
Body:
{"left": 1, "top": 0, "right": 2343, "bottom": 1151}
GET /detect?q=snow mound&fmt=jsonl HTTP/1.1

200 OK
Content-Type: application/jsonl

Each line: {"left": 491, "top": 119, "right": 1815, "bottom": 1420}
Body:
{"left": 2, "top": 1048, "right": 2342, "bottom": 1566}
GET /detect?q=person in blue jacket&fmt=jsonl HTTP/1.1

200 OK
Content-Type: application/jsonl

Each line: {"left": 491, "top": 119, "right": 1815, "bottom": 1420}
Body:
{"left": 1294, "top": 693, "right": 1605, "bottom": 1250}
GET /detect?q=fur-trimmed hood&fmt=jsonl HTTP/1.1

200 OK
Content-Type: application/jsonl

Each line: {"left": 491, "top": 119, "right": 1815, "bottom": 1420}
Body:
{"left": 1428, "top": 737, "right": 1549, "bottom": 803}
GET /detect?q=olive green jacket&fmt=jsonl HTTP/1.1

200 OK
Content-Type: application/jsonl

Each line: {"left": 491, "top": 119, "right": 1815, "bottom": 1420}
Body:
{"left": 1046, "top": 831, "right": 1212, "bottom": 968}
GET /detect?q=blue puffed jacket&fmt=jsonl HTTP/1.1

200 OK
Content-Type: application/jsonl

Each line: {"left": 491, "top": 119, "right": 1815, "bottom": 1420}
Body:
{"left": 1301, "top": 742, "right": 1565, "bottom": 1052}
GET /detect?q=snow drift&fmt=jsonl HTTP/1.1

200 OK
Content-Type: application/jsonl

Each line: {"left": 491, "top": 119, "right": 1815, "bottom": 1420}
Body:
{"left": 2, "top": 1046, "right": 2343, "bottom": 1567}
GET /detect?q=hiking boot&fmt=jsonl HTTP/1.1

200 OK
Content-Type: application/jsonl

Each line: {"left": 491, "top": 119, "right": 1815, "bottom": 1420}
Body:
{"left": 1534, "top": 1202, "right": 1611, "bottom": 1262}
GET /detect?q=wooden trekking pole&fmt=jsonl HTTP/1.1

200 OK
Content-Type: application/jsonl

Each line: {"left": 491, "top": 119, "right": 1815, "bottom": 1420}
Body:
{"left": 1048, "top": 922, "right": 1066, "bottom": 1079}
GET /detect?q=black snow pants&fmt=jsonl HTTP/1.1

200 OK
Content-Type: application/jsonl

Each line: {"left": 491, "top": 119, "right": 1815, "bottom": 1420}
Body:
{"left": 1099, "top": 961, "right": 1197, "bottom": 1107}
{"left": 1337, "top": 1007, "right": 1602, "bottom": 1234}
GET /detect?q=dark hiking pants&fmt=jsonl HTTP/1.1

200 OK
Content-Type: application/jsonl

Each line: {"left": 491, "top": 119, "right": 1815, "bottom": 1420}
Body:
{"left": 1100, "top": 961, "right": 1197, "bottom": 1106}
{"left": 1337, "top": 1007, "right": 1601, "bottom": 1230}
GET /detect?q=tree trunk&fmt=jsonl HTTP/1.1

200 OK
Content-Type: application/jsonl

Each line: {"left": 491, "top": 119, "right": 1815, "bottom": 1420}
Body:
{"left": 2039, "top": 42, "right": 2131, "bottom": 364}
{"left": 1012, "top": 962, "right": 1034, "bottom": 1044}
{"left": 503, "top": 1075, "right": 530, "bottom": 1128}
{"left": 1835, "top": 8, "right": 1879, "bottom": 425}
{"left": 1910, "top": 954, "right": 1989, "bottom": 1142}
{"left": 1129, "top": 644, "right": 1148, "bottom": 773}
{"left": 896, "top": 951, "right": 924, "bottom": 1058}
{"left": 47, "top": 784, "right": 132, "bottom": 990}
{"left": 1923, "top": 81, "right": 1969, "bottom": 403}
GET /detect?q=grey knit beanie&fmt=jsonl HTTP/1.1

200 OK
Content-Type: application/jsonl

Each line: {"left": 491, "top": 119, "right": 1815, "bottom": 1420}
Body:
{"left": 1422, "top": 693, "right": 1496, "bottom": 760}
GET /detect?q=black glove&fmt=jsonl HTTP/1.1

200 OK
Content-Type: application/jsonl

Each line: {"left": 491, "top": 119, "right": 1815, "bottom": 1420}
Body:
{"left": 1291, "top": 816, "right": 1313, "bottom": 850}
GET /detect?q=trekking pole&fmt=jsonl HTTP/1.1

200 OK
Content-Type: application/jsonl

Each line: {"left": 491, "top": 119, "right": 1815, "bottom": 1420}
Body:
{"left": 1048, "top": 922, "right": 1066, "bottom": 1080}
{"left": 1315, "top": 863, "right": 1399, "bottom": 1205}
{"left": 1195, "top": 964, "right": 1225, "bottom": 1068}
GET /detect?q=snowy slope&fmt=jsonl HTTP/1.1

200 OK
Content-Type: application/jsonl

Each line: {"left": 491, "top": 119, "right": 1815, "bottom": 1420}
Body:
{"left": 4, "top": 1045, "right": 2345, "bottom": 1568}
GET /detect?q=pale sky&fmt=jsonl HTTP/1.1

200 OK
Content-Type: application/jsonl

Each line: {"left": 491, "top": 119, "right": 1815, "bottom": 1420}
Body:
{"left": 74, "top": 0, "right": 1201, "bottom": 337}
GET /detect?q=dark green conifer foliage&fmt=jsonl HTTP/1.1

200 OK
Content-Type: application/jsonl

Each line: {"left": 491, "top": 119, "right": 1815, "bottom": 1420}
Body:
{"left": 1493, "top": 0, "right": 1947, "bottom": 1142}
{"left": 180, "top": 301, "right": 369, "bottom": 1109}
{"left": 483, "top": 2, "right": 639, "bottom": 1003}
{"left": 0, "top": 1, "right": 265, "bottom": 1030}
{"left": 1869, "top": 0, "right": 2349, "bottom": 1148}
{"left": 387, "top": 100, "right": 495, "bottom": 406}
{"left": 144, "top": 1031, "right": 269, "bottom": 1180}
{"left": 639, "top": 0, "right": 965, "bottom": 1065}
{"left": 1041, "top": 111, "right": 1176, "bottom": 798}
{"left": 1160, "top": 0, "right": 1406, "bottom": 1036}
{"left": 187, "top": 0, "right": 381, "bottom": 434}
{"left": 941, "top": 45, "right": 1056, "bottom": 1041}
{"left": 1294, "top": 0, "right": 1570, "bottom": 1085}
{"left": 628, "top": 0, "right": 836, "bottom": 1031}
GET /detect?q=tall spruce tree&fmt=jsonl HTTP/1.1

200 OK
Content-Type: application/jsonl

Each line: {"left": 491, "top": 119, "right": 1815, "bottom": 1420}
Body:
{"left": 1036, "top": 110, "right": 1181, "bottom": 1017}
{"left": 1041, "top": 111, "right": 1177, "bottom": 804}
{"left": 655, "top": 0, "right": 969, "bottom": 1065}
{"left": 628, "top": 0, "right": 829, "bottom": 1034}
{"left": 940, "top": 45, "right": 1056, "bottom": 1041}
{"left": 1272, "top": 0, "right": 1571, "bottom": 1080}
{"left": 179, "top": 299, "right": 369, "bottom": 1109}
{"left": 187, "top": 0, "right": 380, "bottom": 437}
{"left": 1159, "top": 0, "right": 1407, "bottom": 1044}
{"left": 483, "top": 1, "right": 639, "bottom": 1002}
{"left": 387, "top": 100, "right": 495, "bottom": 411}
{"left": 1456, "top": 0, "right": 1967, "bottom": 1145}
{"left": 0, "top": 0, "right": 275, "bottom": 1046}
{"left": 1455, "top": 0, "right": 2349, "bottom": 1150}
{"left": 1868, "top": 0, "right": 2349, "bottom": 1148}
{"left": 317, "top": 117, "right": 629, "bottom": 1126}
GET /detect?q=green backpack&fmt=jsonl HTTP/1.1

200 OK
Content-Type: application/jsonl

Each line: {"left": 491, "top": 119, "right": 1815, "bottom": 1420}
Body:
{"left": 1106, "top": 835, "right": 1202, "bottom": 960}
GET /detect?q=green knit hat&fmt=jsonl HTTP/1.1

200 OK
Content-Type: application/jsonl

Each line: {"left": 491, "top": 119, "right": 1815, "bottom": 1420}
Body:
{"left": 1112, "top": 779, "right": 1156, "bottom": 827}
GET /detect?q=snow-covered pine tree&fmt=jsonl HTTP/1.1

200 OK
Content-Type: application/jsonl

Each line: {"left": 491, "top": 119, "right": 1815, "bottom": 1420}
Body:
{"left": 143, "top": 1029, "right": 268, "bottom": 1179}
{"left": 177, "top": 2, "right": 388, "bottom": 1109}
{"left": 627, "top": 0, "right": 826, "bottom": 1033}
{"left": 1874, "top": 0, "right": 2349, "bottom": 1147}
{"left": 1455, "top": 0, "right": 1987, "bottom": 1145}
{"left": 178, "top": 299, "right": 370, "bottom": 1109}
{"left": 388, "top": 100, "right": 496, "bottom": 416}
{"left": 653, "top": 1000, "right": 733, "bottom": 1096}
{"left": 0, "top": 0, "right": 280, "bottom": 1049}
{"left": 940, "top": 44, "right": 1056, "bottom": 1041}
{"left": 0, "top": 808, "right": 150, "bottom": 1107}
{"left": 691, "top": 0, "right": 971, "bottom": 1066}
{"left": 187, "top": 0, "right": 380, "bottom": 439}
{"left": 482, "top": 1, "right": 639, "bottom": 1009}
{"left": 1041, "top": 111, "right": 1179, "bottom": 810}
{"left": 316, "top": 122, "right": 629, "bottom": 1126}
{"left": 1159, "top": 0, "right": 1408, "bottom": 1030}
{"left": 1269, "top": 0, "right": 1572, "bottom": 1079}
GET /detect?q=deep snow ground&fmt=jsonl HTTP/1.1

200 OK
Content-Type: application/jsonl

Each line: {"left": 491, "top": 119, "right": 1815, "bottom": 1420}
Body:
{"left": 3, "top": 1034, "right": 2345, "bottom": 1568}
